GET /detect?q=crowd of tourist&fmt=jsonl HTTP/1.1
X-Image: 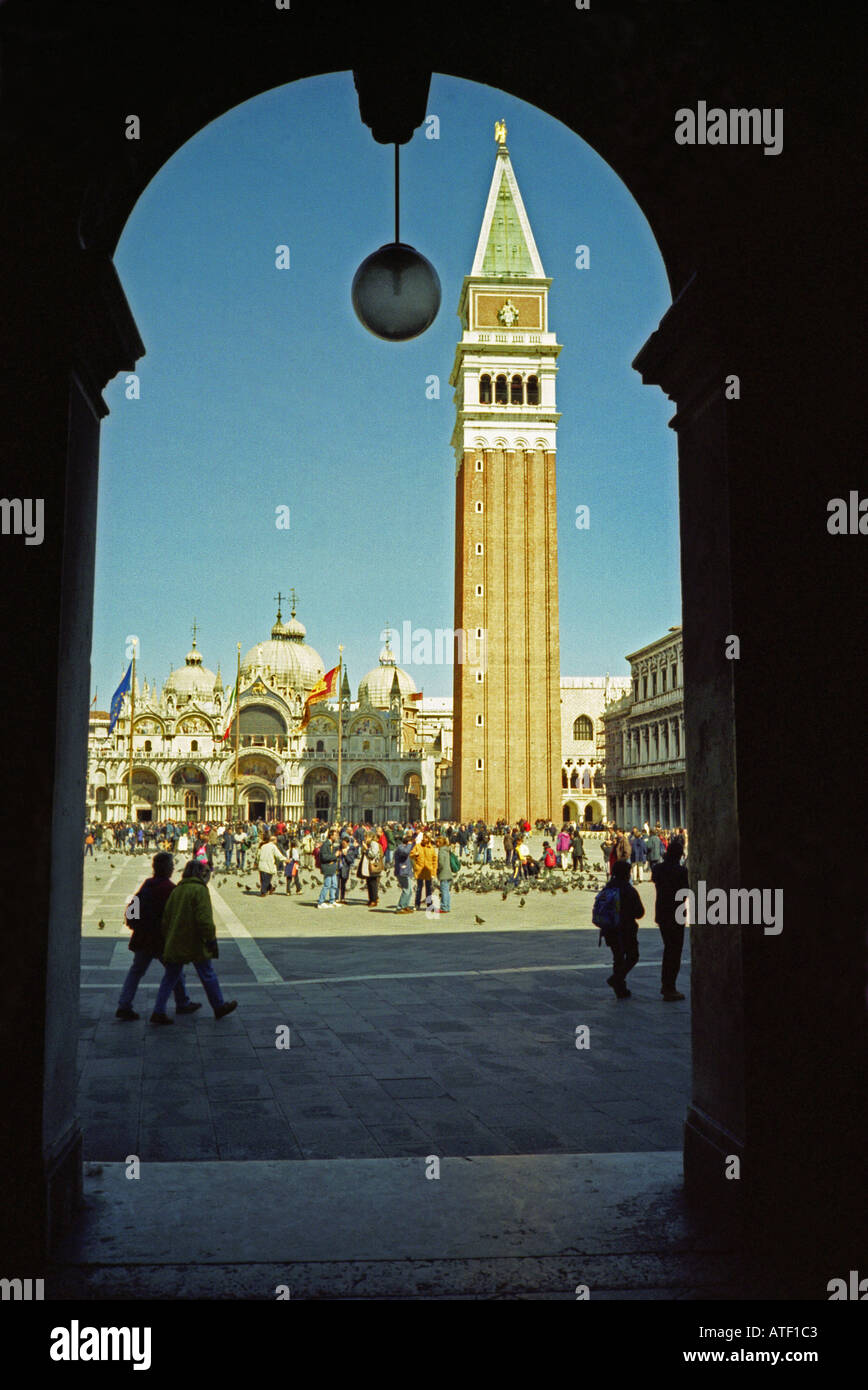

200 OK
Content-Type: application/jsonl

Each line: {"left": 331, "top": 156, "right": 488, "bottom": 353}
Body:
{"left": 85, "top": 815, "right": 690, "bottom": 1023}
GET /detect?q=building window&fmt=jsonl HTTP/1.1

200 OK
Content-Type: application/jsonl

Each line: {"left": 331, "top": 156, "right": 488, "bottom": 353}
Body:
{"left": 526, "top": 374, "right": 539, "bottom": 406}
{"left": 191, "top": 740, "right": 198, "bottom": 751}
{"left": 573, "top": 715, "right": 594, "bottom": 741}
{"left": 494, "top": 374, "right": 508, "bottom": 404}
{"left": 476, "top": 714, "right": 484, "bottom": 726}
{"left": 651, "top": 672, "right": 657, "bottom": 696}
{"left": 562, "top": 769, "right": 568, "bottom": 788}
{"left": 316, "top": 739, "right": 324, "bottom": 752}
{"left": 632, "top": 678, "right": 639, "bottom": 701}
{"left": 475, "top": 458, "right": 483, "bottom": 471}
{"left": 661, "top": 668, "right": 667, "bottom": 692}
{"left": 476, "top": 627, "right": 483, "bottom": 638}
{"left": 479, "top": 374, "right": 492, "bottom": 404}
{"left": 510, "top": 374, "right": 523, "bottom": 404}
{"left": 475, "top": 501, "right": 483, "bottom": 513}
{"left": 475, "top": 671, "right": 484, "bottom": 683}
{"left": 671, "top": 662, "right": 677, "bottom": 687}
{"left": 476, "top": 759, "right": 484, "bottom": 770}
{"left": 475, "top": 542, "right": 483, "bottom": 555}
{"left": 144, "top": 740, "right": 151, "bottom": 752}
{"left": 475, "top": 584, "right": 483, "bottom": 596}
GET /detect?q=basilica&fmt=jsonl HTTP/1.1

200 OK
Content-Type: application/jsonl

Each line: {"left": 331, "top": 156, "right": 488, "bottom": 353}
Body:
{"left": 87, "top": 602, "right": 452, "bottom": 827}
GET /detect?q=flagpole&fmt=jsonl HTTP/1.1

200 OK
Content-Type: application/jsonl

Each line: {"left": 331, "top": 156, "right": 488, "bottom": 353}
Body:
{"left": 337, "top": 645, "right": 343, "bottom": 827}
{"left": 126, "top": 648, "right": 136, "bottom": 821}
{"left": 233, "top": 642, "right": 241, "bottom": 821}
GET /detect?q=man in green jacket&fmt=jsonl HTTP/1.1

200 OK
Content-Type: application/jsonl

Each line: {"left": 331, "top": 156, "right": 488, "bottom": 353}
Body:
{"left": 150, "top": 861, "right": 238, "bottom": 1024}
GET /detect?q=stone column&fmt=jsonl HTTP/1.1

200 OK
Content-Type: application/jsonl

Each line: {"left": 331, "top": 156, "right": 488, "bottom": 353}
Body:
{"left": 0, "top": 240, "right": 144, "bottom": 1264}
{"left": 634, "top": 261, "right": 866, "bottom": 1281}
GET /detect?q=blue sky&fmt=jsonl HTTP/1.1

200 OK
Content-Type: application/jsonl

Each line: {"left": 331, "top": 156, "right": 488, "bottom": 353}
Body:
{"left": 92, "top": 71, "right": 680, "bottom": 705}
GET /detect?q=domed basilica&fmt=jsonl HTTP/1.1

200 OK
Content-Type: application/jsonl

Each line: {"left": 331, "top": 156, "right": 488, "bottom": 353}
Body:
{"left": 87, "top": 601, "right": 451, "bottom": 825}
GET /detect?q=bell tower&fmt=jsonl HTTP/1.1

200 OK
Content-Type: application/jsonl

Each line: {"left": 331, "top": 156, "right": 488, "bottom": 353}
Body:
{"left": 451, "top": 124, "right": 562, "bottom": 823}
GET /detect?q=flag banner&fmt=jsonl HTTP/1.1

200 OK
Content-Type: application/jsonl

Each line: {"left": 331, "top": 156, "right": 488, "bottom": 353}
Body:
{"left": 108, "top": 662, "right": 132, "bottom": 733}
{"left": 300, "top": 665, "right": 339, "bottom": 730}
{"left": 408, "top": 691, "right": 424, "bottom": 701}
{"left": 221, "top": 674, "right": 239, "bottom": 741}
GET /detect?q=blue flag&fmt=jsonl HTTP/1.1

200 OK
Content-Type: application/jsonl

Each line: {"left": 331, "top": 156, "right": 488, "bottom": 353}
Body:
{"left": 108, "top": 661, "right": 133, "bottom": 733}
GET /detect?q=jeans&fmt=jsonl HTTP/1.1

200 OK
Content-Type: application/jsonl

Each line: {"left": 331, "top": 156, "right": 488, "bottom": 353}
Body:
{"left": 365, "top": 876, "right": 379, "bottom": 905}
{"left": 154, "top": 959, "right": 224, "bottom": 1015}
{"left": 439, "top": 879, "right": 451, "bottom": 911}
{"left": 259, "top": 871, "right": 273, "bottom": 895}
{"left": 85, "top": 843, "right": 93, "bottom": 856}
{"left": 224, "top": 847, "right": 233, "bottom": 868}
{"left": 318, "top": 872, "right": 337, "bottom": 905}
{"left": 397, "top": 876, "right": 413, "bottom": 909}
{"left": 118, "top": 950, "right": 191, "bottom": 1010}
{"left": 236, "top": 847, "right": 246, "bottom": 869}
{"left": 415, "top": 878, "right": 433, "bottom": 909}
{"left": 384, "top": 849, "right": 392, "bottom": 866}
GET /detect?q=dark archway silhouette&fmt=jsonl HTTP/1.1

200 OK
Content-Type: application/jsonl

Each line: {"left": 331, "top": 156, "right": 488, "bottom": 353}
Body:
{"left": 1, "top": 2, "right": 863, "bottom": 1294}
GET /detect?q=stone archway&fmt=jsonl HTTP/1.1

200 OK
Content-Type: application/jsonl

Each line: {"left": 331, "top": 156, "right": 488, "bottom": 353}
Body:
{"left": 2, "top": 5, "right": 862, "bottom": 1286}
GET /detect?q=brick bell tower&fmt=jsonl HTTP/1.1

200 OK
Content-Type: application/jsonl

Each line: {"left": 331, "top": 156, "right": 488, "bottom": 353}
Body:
{"left": 451, "top": 123, "right": 563, "bottom": 824}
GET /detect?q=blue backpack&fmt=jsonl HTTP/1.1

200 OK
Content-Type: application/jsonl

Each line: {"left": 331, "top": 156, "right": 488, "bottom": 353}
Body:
{"left": 592, "top": 881, "right": 621, "bottom": 943}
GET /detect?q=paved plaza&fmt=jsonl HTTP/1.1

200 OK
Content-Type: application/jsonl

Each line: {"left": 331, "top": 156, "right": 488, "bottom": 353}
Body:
{"left": 79, "top": 841, "right": 691, "bottom": 1164}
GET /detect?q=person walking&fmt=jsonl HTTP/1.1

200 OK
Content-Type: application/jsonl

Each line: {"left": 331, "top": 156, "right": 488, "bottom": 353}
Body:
{"left": 284, "top": 840, "right": 301, "bottom": 895}
{"left": 84, "top": 830, "right": 94, "bottom": 857}
{"left": 301, "top": 829, "right": 314, "bottom": 871}
{"left": 393, "top": 831, "right": 415, "bottom": 914}
{"left": 116, "top": 852, "right": 200, "bottom": 1020}
{"left": 316, "top": 829, "right": 338, "bottom": 908}
{"left": 651, "top": 836, "right": 689, "bottom": 1000}
{"left": 411, "top": 832, "right": 438, "bottom": 911}
{"left": 256, "top": 832, "right": 285, "bottom": 895}
{"left": 435, "top": 836, "right": 454, "bottom": 914}
{"left": 602, "top": 859, "right": 645, "bottom": 999}
{"left": 336, "top": 835, "right": 356, "bottom": 904}
{"left": 150, "top": 860, "right": 237, "bottom": 1023}
{"left": 222, "top": 823, "right": 234, "bottom": 870}
{"left": 571, "top": 827, "right": 586, "bottom": 872}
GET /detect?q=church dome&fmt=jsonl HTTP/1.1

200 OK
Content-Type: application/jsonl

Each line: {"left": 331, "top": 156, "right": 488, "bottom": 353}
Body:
{"left": 163, "top": 641, "right": 217, "bottom": 698}
{"left": 241, "top": 602, "right": 324, "bottom": 693}
{"left": 358, "top": 631, "right": 416, "bottom": 708}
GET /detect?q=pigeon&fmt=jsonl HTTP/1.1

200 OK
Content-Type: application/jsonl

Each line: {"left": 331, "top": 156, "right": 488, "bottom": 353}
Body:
{"left": 237, "top": 881, "right": 244, "bottom": 888}
{"left": 94, "top": 876, "right": 101, "bottom": 881}
{"left": 474, "top": 914, "right": 485, "bottom": 924}
{"left": 501, "top": 891, "right": 508, "bottom": 901}
{"left": 519, "top": 899, "right": 526, "bottom": 908}
{"left": 98, "top": 919, "right": 105, "bottom": 930}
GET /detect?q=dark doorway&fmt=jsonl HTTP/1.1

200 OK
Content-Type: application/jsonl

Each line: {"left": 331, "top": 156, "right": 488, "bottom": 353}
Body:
{"left": 248, "top": 800, "right": 266, "bottom": 821}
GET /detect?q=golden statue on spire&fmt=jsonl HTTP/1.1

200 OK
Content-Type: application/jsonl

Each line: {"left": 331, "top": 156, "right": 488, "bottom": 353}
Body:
{"left": 494, "top": 119, "right": 507, "bottom": 146}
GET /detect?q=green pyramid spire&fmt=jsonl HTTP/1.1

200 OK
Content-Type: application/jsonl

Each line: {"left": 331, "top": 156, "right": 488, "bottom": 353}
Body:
{"left": 481, "top": 165, "right": 535, "bottom": 276}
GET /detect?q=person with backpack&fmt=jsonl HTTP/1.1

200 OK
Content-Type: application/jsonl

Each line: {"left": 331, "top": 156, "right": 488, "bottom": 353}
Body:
{"left": 316, "top": 830, "right": 338, "bottom": 909}
{"left": 593, "top": 858, "right": 645, "bottom": 999}
{"left": 651, "top": 836, "right": 689, "bottom": 1000}
{"left": 541, "top": 841, "right": 557, "bottom": 874}
{"left": 336, "top": 835, "right": 357, "bottom": 904}
{"left": 434, "top": 835, "right": 457, "bottom": 914}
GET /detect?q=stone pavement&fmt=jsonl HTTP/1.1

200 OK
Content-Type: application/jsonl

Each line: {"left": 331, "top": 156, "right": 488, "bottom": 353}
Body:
{"left": 79, "top": 843, "right": 691, "bottom": 1163}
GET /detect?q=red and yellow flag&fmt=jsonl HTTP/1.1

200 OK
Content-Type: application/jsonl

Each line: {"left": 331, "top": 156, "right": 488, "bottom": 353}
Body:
{"left": 299, "top": 665, "right": 339, "bottom": 730}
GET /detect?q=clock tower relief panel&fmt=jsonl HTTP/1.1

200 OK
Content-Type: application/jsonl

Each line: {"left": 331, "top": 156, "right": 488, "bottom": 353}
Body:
{"left": 451, "top": 129, "right": 563, "bottom": 823}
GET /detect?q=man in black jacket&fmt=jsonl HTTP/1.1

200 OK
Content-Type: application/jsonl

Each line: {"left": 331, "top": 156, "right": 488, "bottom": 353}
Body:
{"left": 651, "top": 836, "right": 689, "bottom": 1000}
{"left": 605, "top": 860, "right": 645, "bottom": 998}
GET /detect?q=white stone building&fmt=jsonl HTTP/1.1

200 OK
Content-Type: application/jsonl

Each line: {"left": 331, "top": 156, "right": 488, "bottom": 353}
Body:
{"left": 599, "top": 626, "right": 687, "bottom": 829}
{"left": 559, "top": 675, "right": 632, "bottom": 824}
{"left": 87, "top": 605, "right": 452, "bottom": 826}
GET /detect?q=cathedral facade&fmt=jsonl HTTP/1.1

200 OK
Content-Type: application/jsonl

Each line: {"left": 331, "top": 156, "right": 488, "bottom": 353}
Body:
{"left": 86, "top": 605, "right": 452, "bottom": 827}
